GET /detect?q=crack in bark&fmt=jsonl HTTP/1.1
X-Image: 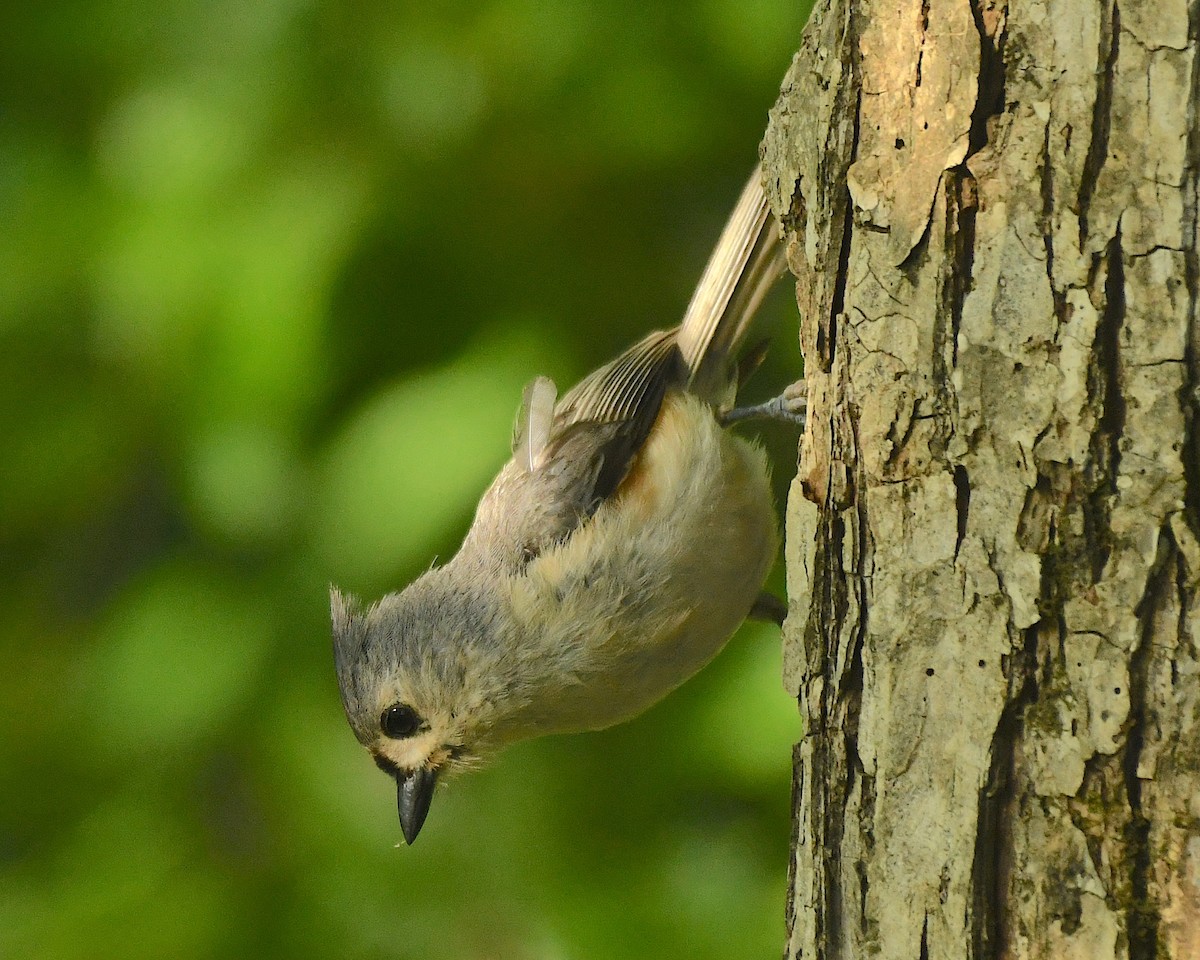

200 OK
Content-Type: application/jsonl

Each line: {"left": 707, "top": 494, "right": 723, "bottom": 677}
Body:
{"left": 785, "top": 741, "right": 804, "bottom": 948}
{"left": 954, "top": 465, "right": 971, "bottom": 560}
{"left": 803, "top": 403, "right": 872, "bottom": 960}
{"left": 857, "top": 769, "right": 876, "bottom": 931}
{"left": 1124, "top": 525, "right": 1174, "bottom": 959}
{"left": 969, "top": 616, "right": 1039, "bottom": 960}
{"left": 825, "top": 89, "right": 863, "bottom": 375}
{"left": 899, "top": 215, "right": 933, "bottom": 282}
{"left": 844, "top": 419, "right": 874, "bottom": 951}
{"left": 1079, "top": 0, "right": 1119, "bottom": 247}
{"left": 809, "top": 510, "right": 850, "bottom": 960}
{"left": 949, "top": 172, "right": 976, "bottom": 371}
{"left": 938, "top": 168, "right": 977, "bottom": 464}
{"left": 1182, "top": 0, "right": 1200, "bottom": 538}
{"left": 916, "top": 0, "right": 930, "bottom": 88}
{"left": 966, "top": 0, "right": 1008, "bottom": 155}
{"left": 1040, "top": 120, "right": 1068, "bottom": 318}
{"left": 1084, "top": 232, "right": 1127, "bottom": 581}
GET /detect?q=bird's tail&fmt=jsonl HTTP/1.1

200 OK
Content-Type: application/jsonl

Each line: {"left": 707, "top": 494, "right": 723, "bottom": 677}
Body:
{"left": 674, "top": 164, "right": 790, "bottom": 406}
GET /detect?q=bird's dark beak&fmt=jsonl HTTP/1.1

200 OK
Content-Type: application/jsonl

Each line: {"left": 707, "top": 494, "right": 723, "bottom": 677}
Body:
{"left": 396, "top": 767, "right": 438, "bottom": 844}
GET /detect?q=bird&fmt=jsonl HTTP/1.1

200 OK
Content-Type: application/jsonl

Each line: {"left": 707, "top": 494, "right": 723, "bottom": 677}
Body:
{"left": 331, "top": 165, "right": 801, "bottom": 844}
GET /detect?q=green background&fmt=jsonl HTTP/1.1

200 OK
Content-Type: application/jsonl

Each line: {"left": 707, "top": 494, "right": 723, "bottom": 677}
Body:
{"left": 1, "top": 1, "right": 812, "bottom": 957}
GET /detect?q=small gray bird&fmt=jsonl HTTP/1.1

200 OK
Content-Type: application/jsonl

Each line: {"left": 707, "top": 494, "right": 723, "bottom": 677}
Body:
{"left": 331, "top": 166, "right": 800, "bottom": 843}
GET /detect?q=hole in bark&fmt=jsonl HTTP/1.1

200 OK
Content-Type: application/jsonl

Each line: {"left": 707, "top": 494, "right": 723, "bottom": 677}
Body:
{"left": 926, "top": 668, "right": 935, "bottom": 677}
{"left": 978, "top": 659, "right": 986, "bottom": 668}
{"left": 895, "top": 137, "right": 906, "bottom": 149}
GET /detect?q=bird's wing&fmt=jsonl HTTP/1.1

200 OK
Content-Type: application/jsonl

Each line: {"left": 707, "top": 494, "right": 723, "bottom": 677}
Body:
{"left": 539, "top": 328, "right": 681, "bottom": 509}
{"left": 484, "top": 331, "right": 681, "bottom": 565}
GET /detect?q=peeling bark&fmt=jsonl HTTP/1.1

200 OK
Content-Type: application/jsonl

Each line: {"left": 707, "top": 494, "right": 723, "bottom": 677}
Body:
{"left": 764, "top": 0, "right": 1200, "bottom": 957}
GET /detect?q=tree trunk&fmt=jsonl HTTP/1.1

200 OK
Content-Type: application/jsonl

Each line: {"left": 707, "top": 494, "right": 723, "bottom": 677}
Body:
{"left": 763, "top": 0, "right": 1200, "bottom": 957}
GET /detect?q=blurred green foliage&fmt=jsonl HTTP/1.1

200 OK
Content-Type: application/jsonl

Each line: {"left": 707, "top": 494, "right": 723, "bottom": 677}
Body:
{"left": 0, "top": 0, "right": 812, "bottom": 956}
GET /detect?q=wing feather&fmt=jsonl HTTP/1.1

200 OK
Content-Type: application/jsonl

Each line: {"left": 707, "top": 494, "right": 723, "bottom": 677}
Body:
{"left": 538, "top": 329, "right": 682, "bottom": 512}
{"left": 512, "top": 375, "right": 558, "bottom": 472}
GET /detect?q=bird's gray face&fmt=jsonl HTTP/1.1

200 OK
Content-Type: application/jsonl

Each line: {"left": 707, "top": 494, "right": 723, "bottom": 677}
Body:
{"left": 330, "top": 586, "right": 487, "bottom": 844}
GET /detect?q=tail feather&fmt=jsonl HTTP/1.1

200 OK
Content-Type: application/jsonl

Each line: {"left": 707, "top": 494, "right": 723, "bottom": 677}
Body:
{"left": 675, "top": 164, "right": 789, "bottom": 406}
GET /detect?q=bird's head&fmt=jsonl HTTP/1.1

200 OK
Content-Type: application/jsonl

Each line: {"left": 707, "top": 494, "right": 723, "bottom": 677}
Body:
{"left": 330, "top": 581, "right": 505, "bottom": 843}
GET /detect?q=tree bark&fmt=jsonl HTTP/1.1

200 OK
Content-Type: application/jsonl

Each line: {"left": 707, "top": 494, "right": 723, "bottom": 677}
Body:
{"left": 763, "top": 0, "right": 1200, "bottom": 957}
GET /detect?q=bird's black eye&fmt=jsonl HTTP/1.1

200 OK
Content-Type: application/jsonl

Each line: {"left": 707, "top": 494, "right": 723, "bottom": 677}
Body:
{"left": 381, "top": 704, "right": 422, "bottom": 739}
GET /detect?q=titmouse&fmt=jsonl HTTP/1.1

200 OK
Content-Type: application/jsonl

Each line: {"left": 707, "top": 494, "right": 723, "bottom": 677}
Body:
{"left": 331, "top": 166, "right": 800, "bottom": 844}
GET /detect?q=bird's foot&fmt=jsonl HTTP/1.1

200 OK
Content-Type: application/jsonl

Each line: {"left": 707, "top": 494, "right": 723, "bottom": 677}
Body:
{"left": 721, "top": 379, "right": 807, "bottom": 428}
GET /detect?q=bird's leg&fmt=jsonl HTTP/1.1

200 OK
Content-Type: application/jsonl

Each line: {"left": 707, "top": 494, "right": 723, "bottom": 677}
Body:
{"left": 748, "top": 592, "right": 787, "bottom": 627}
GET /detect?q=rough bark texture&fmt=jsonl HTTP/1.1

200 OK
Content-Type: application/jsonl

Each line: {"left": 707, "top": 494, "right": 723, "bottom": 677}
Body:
{"left": 763, "top": 0, "right": 1200, "bottom": 957}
